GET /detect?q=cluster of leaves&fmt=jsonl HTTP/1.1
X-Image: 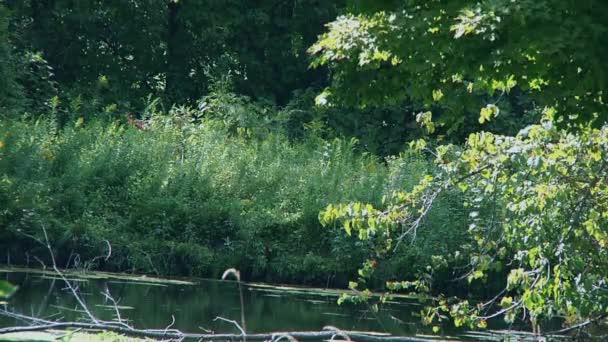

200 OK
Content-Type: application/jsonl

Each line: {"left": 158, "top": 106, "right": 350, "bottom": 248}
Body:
{"left": 310, "top": 0, "right": 608, "bottom": 136}
{"left": 321, "top": 108, "right": 608, "bottom": 330}
{"left": 312, "top": 0, "right": 608, "bottom": 331}
{"left": 0, "top": 281, "right": 16, "bottom": 304}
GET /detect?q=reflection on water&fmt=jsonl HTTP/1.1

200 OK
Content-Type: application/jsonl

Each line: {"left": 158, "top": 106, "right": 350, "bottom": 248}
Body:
{"left": 2, "top": 269, "right": 580, "bottom": 341}
{"left": 1, "top": 270, "right": 428, "bottom": 336}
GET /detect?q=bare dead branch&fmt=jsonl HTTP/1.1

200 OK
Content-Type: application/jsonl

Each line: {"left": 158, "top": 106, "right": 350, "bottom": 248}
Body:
{"left": 1, "top": 228, "right": 436, "bottom": 342}
{"left": 90, "top": 239, "right": 113, "bottom": 265}
{"left": 0, "top": 322, "right": 435, "bottom": 342}
{"left": 214, "top": 316, "right": 246, "bottom": 337}
{"left": 271, "top": 333, "right": 299, "bottom": 342}
{"left": 324, "top": 325, "right": 352, "bottom": 342}
{"left": 221, "top": 268, "right": 247, "bottom": 339}
{"left": 41, "top": 225, "right": 99, "bottom": 324}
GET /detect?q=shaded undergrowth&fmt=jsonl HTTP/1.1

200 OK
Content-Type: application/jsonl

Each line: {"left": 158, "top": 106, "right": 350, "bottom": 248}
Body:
{"left": 0, "top": 115, "right": 466, "bottom": 287}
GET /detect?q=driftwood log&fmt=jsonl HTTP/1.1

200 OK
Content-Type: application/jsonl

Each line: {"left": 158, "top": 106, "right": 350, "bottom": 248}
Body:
{"left": 0, "top": 323, "right": 432, "bottom": 342}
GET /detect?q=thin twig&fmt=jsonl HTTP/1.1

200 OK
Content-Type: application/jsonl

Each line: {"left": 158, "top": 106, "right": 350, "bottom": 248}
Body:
{"left": 41, "top": 225, "right": 100, "bottom": 324}
{"left": 100, "top": 288, "right": 127, "bottom": 326}
{"left": 222, "top": 268, "right": 247, "bottom": 340}
{"left": 214, "top": 316, "right": 246, "bottom": 337}
{"left": 324, "top": 326, "right": 352, "bottom": 342}
{"left": 547, "top": 315, "right": 607, "bottom": 335}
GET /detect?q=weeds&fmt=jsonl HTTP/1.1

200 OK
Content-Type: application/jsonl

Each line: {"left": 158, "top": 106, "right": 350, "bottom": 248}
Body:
{"left": 0, "top": 107, "right": 465, "bottom": 286}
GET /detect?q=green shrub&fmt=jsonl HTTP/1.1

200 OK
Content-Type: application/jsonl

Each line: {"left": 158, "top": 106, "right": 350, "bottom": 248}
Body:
{"left": 0, "top": 111, "right": 464, "bottom": 286}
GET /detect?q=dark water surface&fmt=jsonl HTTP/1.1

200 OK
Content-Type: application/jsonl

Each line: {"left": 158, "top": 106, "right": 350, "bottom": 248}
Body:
{"left": 0, "top": 268, "right": 573, "bottom": 341}
{"left": 2, "top": 269, "right": 428, "bottom": 335}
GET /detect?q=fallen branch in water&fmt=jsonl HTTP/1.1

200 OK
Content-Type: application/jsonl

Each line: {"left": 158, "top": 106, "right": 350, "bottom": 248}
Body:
{"left": 0, "top": 322, "right": 433, "bottom": 342}
{"left": 0, "top": 226, "right": 437, "bottom": 342}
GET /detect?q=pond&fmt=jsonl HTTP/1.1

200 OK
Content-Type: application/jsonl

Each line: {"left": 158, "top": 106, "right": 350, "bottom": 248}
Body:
{"left": 0, "top": 267, "right": 563, "bottom": 341}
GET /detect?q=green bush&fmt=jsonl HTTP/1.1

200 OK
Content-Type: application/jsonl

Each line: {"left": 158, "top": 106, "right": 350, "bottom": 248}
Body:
{"left": 0, "top": 110, "right": 465, "bottom": 286}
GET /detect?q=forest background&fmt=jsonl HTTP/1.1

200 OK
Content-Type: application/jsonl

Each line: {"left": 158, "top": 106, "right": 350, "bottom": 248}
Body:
{"left": 1, "top": 0, "right": 607, "bottom": 332}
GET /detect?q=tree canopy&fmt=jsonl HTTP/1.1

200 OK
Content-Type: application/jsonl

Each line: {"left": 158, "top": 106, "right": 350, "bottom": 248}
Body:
{"left": 310, "top": 0, "right": 608, "bottom": 135}
{"left": 315, "top": 0, "right": 608, "bottom": 333}
{"left": 4, "top": 0, "right": 344, "bottom": 110}
{"left": 322, "top": 110, "right": 608, "bottom": 330}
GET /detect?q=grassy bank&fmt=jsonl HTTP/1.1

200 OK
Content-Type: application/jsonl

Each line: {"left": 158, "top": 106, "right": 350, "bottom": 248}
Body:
{"left": 0, "top": 116, "right": 466, "bottom": 286}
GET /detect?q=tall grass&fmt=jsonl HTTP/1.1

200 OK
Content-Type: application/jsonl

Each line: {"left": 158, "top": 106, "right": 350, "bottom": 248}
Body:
{"left": 0, "top": 115, "right": 465, "bottom": 286}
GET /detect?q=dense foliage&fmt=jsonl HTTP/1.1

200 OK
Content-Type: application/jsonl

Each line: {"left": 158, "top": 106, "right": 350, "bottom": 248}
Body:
{"left": 314, "top": 0, "right": 608, "bottom": 334}
{"left": 1, "top": 0, "right": 607, "bottom": 335}
{"left": 4, "top": 0, "right": 343, "bottom": 109}
{"left": 322, "top": 111, "right": 608, "bottom": 331}
{"left": 0, "top": 100, "right": 463, "bottom": 285}
{"left": 311, "top": 0, "right": 608, "bottom": 137}
{"left": 0, "top": 5, "right": 22, "bottom": 113}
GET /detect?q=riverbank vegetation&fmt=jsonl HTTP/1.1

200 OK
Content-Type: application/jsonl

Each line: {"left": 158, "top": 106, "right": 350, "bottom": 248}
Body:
{"left": 0, "top": 106, "right": 464, "bottom": 285}
{"left": 1, "top": 0, "right": 607, "bottom": 337}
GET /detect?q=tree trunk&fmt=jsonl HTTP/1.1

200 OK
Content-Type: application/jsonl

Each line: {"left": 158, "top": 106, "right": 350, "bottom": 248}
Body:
{"left": 165, "top": 0, "right": 182, "bottom": 104}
